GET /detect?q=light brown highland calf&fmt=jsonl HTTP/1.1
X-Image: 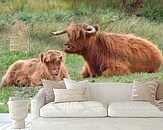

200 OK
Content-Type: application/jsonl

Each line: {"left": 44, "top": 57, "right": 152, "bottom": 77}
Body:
{"left": 0, "top": 50, "right": 69, "bottom": 87}
{"left": 52, "top": 23, "right": 163, "bottom": 78}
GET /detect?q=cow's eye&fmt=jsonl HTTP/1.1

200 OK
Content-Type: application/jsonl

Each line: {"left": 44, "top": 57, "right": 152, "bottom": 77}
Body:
{"left": 57, "top": 61, "right": 61, "bottom": 65}
{"left": 45, "top": 61, "right": 50, "bottom": 65}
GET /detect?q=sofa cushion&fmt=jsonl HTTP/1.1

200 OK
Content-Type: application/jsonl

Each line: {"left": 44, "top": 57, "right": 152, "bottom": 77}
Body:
{"left": 42, "top": 79, "right": 66, "bottom": 103}
{"left": 40, "top": 101, "right": 107, "bottom": 117}
{"left": 64, "top": 78, "right": 90, "bottom": 99}
{"left": 156, "top": 82, "right": 163, "bottom": 100}
{"left": 131, "top": 80, "right": 159, "bottom": 102}
{"left": 108, "top": 101, "right": 163, "bottom": 117}
{"left": 53, "top": 88, "right": 88, "bottom": 103}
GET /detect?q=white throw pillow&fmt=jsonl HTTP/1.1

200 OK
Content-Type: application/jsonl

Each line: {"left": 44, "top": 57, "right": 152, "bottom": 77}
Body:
{"left": 64, "top": 78, "right": 90, "bottom": 99}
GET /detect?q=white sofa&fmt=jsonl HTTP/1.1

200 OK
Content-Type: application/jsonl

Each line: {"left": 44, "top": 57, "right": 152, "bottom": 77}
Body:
{"left": 31, "top": 83, "right": 163, "bottom": 130}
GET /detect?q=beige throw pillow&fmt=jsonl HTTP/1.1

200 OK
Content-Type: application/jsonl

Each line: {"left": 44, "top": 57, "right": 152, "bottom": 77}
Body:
{"left": 42, "top": 79, "right": 66, "bottom": 103}
{"left": 156, "top": 82, "right": 163, "bottom": 100}
{"left": 64, "top": 78, "right": 90, "bottom": 99}
{"left": 131, "top": 80, "right": 159, "bottom": 102}
{"left": 53, "top": 88, "right": 88, "bottom": 103}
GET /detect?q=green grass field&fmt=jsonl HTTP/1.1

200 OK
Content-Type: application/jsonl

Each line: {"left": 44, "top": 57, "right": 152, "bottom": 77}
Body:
{"left": 0, "top": 0, "right": 163, "bottom": 113}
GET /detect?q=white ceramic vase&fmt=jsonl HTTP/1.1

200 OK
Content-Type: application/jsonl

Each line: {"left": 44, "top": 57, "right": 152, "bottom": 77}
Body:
{"left": 8, "top": 97, "right": 29, "bottom": 129}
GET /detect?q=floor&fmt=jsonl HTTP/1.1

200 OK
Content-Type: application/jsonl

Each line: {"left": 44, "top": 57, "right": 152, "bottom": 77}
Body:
{"left": 0, "top": 113, "right": 31, "bottom": 130}
{"left": 0, "top": 122, "right": 31, "bottom": 130}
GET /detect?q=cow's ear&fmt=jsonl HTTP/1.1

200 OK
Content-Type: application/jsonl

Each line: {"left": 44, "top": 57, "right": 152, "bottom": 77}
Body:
{"left": 40, "top": 53, "right": 44, "bottom": 63}
{"left": 62, "top": 52, "right": 65, "bottom": 57}
{"left": 60, "top": 52, "right": 65, "bottom": 61}
{"left": 93, "top": 24, "right": 100, "bottom": 32}
{"left": 58, "top": 55, "right": 63, "bottom": 61}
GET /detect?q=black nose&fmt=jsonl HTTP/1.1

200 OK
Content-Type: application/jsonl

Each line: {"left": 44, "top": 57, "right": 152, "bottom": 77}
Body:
{"left": 16, "top": 80, "right": 20, "bottom": 83}
{"left": 67, "top": 45, "right": 70, "bottom": 48}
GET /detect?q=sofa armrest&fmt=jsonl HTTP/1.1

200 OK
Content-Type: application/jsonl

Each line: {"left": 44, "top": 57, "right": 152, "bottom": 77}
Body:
{"left": 31, "top": 88, "right": 45, "bottom": 119}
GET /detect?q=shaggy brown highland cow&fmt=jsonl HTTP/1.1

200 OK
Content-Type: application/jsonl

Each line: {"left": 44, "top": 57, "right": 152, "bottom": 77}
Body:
{"left": 52, "top": 23, "right": 162, "bottom": 78}
{"left": 0, "top": 50, "right": 69, "bottom": 87}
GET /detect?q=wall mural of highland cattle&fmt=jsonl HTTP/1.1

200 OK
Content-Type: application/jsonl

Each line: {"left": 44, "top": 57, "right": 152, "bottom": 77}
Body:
{"left": 0, "top": 0, "right": 163, "bottom": 112}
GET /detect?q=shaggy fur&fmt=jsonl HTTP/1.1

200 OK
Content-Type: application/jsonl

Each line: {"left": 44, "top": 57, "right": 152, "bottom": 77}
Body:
{"left": 52, "top": 23, "right": 162, "bottom": 78}
{"left": 0, "top": 50, "right": 69, "bottom": 87}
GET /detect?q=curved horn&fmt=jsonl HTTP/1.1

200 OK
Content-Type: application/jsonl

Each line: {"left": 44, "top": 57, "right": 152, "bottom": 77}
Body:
{"left": 51, "top": 29, "right": 67, "bottom": 35}
{"left": 85, "top": 26, "right": 96, "bottom": 34}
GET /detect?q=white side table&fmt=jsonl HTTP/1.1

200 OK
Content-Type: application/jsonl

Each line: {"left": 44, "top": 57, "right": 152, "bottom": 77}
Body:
{"left": 8, "top": 97, "right": 29, "bottom": 129}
